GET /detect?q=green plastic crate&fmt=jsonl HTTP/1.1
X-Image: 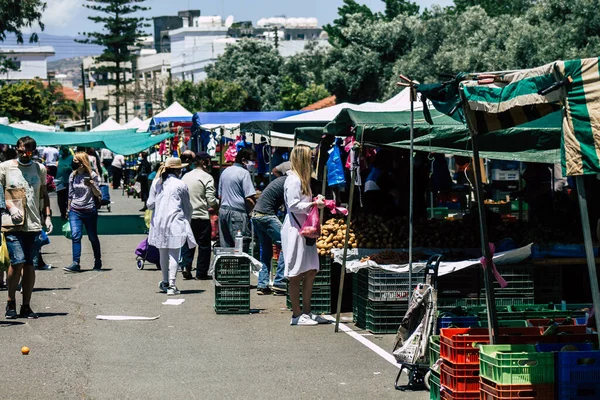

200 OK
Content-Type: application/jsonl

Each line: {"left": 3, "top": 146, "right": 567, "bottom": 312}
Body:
{"left": 479, "top": 320, "right": 528, "bottom": 328}
{"left": 353, "top": 293, "right": 407, "bottom": 333}
{"left": 314, "top": 256, "right": 332, "bottom": 286}
{"left": 429, "top": 335, "right": 440, "bottom": 368}
{"left": 214, "top": 256, "right": 251, "bottom": 285}
{"left": 429, "top": 371, "right": 440, "bottom": 400}
{"left": 214, "top": 284, "right": 250, "bottom": 314}
{"left": 286, "top": 284, "right": 331, "bottom": 314}
{"left": 479, "top": 344, "right": 555, "bottom": 385}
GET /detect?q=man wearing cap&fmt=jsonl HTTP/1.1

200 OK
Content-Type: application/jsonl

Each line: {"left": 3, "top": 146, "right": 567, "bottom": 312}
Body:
{"left": 180, "top": 152, "right": 218, "bottom": 280}
{"left": 218, "top": 147, "right": 256, "bottom": 248}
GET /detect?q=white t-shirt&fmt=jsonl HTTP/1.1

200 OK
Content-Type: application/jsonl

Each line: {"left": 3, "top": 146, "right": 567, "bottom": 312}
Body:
{"left": 43, "top": 147, "right": 60, "bottom": 167}
{"left": 111, "top": 154, "right": 125, "bottom": 169}
{"left": 101, "top": 149, "right": 114, "bottom": 162}
{"left": 0, "top": 160, "right": 46, "bottom": 232}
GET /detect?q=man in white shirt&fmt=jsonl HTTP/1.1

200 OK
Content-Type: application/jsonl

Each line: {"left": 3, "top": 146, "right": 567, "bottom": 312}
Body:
{"left": 100, "top": 148, "right": 114, "bottom": 183}
{"left": 180, "top": 152, "right": 218, "bottom": 280}
{"left": 111, "top": 154, "right": 125, "bottom": 189}
{"left": 42, "top": 146, "right": 59, "bottom": 177}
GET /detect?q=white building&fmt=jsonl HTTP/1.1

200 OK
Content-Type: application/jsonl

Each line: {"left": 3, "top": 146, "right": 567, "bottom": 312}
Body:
{"left": 0, "top": 46, "right": 55, "bottom": 81}
{"left": 136, "top": 51, "right": 172, "bottom": 115}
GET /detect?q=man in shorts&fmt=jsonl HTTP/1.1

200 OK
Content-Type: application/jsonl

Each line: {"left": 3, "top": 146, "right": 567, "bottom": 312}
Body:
{"left": 0, "top": 136, "right": 53, "bottom": 319}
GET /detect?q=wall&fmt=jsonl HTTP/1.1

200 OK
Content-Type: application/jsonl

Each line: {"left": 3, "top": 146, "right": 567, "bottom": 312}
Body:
{"left": 0, "top": 53, "right": 51, "bottom": 81}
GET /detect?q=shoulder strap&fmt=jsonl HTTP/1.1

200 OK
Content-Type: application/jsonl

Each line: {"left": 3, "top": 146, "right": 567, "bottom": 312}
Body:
{"left": 290, "top": 212, "right": 301, "bottom": 227}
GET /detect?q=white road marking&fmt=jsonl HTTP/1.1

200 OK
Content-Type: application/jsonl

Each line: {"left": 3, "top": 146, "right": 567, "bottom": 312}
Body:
{"left": 325, "top": 315, "right": 400, "bottom": 369}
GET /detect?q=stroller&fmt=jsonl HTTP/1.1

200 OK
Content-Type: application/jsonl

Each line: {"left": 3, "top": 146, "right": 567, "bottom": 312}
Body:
{"left": 392, "top": 254, "right": 442, "bottom": 392}
{"left": 135, "top": 238, "right": 161, "bottom": 270}
{"left": 99, "top": 184, "right": 111, "bottom": 212}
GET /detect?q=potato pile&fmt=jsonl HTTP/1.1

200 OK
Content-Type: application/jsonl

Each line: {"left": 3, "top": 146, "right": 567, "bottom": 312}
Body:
{"left": 316, "top": 217, "right": 356, "bottom": 258}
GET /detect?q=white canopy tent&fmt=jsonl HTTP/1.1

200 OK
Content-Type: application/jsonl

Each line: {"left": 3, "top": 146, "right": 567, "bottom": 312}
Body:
{"left": 91, "top": 117, "right": 123, "bottom": 132}
{"left": 123, "top": 117, "right": 143, "bottom": 130}
{"left": 151, "top": 101, "right": 193, "bottom": 126}
{"left": 137, "top": 118, "right": 152, "bottom": 133}
{"left": 9, "top": 121, "right": 57, "bottom": 132}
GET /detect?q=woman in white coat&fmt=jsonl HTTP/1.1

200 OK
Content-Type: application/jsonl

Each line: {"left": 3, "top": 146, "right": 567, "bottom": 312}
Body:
{"left": 282, "top": 145, "right": 328, "bottom": 326}
{"left": 147, "top": 157, "right": 197, "bottom": 295}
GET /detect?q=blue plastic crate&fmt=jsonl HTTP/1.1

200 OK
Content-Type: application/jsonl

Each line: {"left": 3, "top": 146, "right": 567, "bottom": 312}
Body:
{"left": 557, "top": 351, "right": 600, "bottom": 400}
{"left": 536, "top": 343, "right": 594, "bottom": 353}
{"left": 437, "top": 316, "right": 479, "bottom": 330}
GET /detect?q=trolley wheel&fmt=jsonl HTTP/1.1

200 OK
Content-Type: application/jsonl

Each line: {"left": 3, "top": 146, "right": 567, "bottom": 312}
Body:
{"left": 394, "top": 364, "right": 427, "bottom": 391}
{"left": 424, "top": 370, "right": 431, "bottom": 391}
{"left": 137, "top": 259, "right": 144, "bottom": 270}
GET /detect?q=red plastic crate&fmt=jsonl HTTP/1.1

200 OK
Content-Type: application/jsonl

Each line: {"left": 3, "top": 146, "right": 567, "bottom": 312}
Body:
{"left": 480, "top": 378, "right": 555, "bottom": 400}
{"left": 441, "top": 362, "right": 480, "bottom": 392}
{"left": 440, "top": 328, "right": 544, "bottom": 364}
{"left": 440, "top": 387, "right": 480, "bottom": 400}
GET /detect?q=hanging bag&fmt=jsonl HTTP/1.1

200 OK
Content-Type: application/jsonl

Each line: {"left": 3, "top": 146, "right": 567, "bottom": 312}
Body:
{"left": 327, "top": 146, "right": 346, "bottom": 187}
{"left": 0, "top": 233, "right": 10, "bottom": 272}
{"left": 62, "top": 221, "right": 72, "bottom": 239}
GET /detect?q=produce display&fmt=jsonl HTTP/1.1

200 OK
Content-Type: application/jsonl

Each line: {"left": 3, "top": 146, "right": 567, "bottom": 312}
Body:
{"left": 361, "top": 250, "right": 430, "bottom": 264}
{"left": 316, "top": 217, "right": 356, "bottom": 258}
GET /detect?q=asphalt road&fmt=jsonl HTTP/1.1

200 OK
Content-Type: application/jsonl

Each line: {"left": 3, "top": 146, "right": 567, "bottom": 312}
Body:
{"left": 0, "top": 189, "right": 429, "bottom": 400}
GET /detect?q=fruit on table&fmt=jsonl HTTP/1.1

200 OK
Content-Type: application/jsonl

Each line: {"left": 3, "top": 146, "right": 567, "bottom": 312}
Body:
{"left": 317, "top": 218, "right": 355, "bottom": 258}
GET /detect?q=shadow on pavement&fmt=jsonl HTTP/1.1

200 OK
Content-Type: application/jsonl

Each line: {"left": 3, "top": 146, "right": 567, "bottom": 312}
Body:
{"left": 0, "top": 321, "right": 25, "bottom": 327}
{"left": 35, "top": 312, "right": 68, "bottom": 318}
{"left": 33, "top": 287, "right": 71, "bottom": 292}
{"left": 179, "top": 289, "right": 206, "bottom": 295}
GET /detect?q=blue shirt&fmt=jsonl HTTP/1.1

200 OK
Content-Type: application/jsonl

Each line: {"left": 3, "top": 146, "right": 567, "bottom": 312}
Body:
{"left": 218, "top": 163, "right": 255, "bottom": 211}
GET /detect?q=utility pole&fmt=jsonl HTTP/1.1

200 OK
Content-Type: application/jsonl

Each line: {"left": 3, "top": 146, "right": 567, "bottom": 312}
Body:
{"left": 273, "top": 26, "right": 279, "bottom": 49}
{"left": 81, "top": 62, "right": 88, "bottom": 131}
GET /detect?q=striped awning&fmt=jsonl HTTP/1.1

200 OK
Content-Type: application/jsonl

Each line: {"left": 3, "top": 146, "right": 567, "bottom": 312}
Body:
{"left": 460, "top": 57, "right": 600, "bottom": 176}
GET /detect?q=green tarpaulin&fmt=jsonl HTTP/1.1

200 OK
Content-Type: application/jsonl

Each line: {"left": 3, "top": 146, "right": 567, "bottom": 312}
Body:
{"left": 296, "top": 108, "right": 562, "bottom": 163}
{"left": 0, "top": 124, "right": 173, "bottom": 155}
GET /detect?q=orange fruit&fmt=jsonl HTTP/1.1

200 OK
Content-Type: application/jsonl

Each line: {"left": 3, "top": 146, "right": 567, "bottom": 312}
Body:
{"left": 21, "top": 346, "right": 30, "bottom": 355}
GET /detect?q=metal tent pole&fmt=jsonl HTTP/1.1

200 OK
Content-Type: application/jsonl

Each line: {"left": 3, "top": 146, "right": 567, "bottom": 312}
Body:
{"left": 408, "top": 86, "right": 415, "bottom": 302}
{"left": 575, "top": 176, "right": 600, "bottom": 342}
{"left": 335, "top": 161, "right": 357, "bottom": 333}
{"left": 470, "top": 133, "right": 499, "bottom": 344}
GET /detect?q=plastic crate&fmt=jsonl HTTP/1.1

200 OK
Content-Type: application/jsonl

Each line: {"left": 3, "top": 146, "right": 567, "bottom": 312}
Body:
{"left": 557, "top": 351, "right": 600, "bottom": 400}
{"left": 214, "top": 256, "right": 251, "bottom": 285}
{"left": 479, "top": 344, "right": 554, "bottom": 385}
{"left": 430, "top": 371, "right": 440, "bottom": 400}
{"left": 479, "top": 378, "right": 554, "bottom": 400}
{"left": 440, "top": 328, "right": 491, "bottom": 364}
{"left": 214, "top": 284, "right": 250, "bottom": 314}
{"left": 526, "top": 318, "right": 574, "bottom": 326}
{"left": 438, "top": 316, "right": 479, "bottom": 330}
{"left": 314, "top": 256, "right": 332, "bottom": 286}
{"left": 479, "top": 320, "right": 529, "bottom": 328}
{"left": 286, "top": 284, "right": 331, "bottom": 314}
{"left": 429, "top": 335, "right": 441, "bottom": 367}
{"left": 440, "top": 362, "right": 480, "bottom": 393}
{"left": 439, "top": 389, "right": 479, "bottom": 400}
{"left": 355, "top": 267, "right": 425, "bottom": 302}
{"left": 535, "top": 343, "right": 595, "bottom": 352}
{"left": 365, "top": 300, "right": 408, "bottom": 334}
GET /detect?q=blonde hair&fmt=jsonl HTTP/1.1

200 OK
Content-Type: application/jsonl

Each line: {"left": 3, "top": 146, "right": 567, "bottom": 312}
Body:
{"left": 74, "top": 152, "right": 93, "bottom": 177}
{"left": 290, "top": 145, "right": 313, "bottom": 196}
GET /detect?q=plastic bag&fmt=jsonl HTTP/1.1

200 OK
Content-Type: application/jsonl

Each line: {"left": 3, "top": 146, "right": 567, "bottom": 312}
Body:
{"left": 327, "top": 146, "right": 346, "bottom": 187}
{"left": 40, "top": 231, "right": 50, "bottom": 246}
{"left": 300, "top": 205, "right": 321, "bottom": 239}
{"left": 0, "top": 234, "right": 10, "bottom": 272}
{"left": 62, "top": 221, "right": 72, "bottom": 239}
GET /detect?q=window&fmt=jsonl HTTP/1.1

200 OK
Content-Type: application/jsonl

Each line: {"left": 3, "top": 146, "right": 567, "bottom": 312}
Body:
{"left": 14, "top": 61, "right": 21, "bottom": 71}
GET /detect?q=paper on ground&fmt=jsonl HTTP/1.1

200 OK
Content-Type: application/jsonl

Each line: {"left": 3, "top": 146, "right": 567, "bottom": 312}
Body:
{"left": 96, "top": 315, "right": 160, "bottom": 321}
{"left": 162, "top": 299, "right": 185, "bottom": 305}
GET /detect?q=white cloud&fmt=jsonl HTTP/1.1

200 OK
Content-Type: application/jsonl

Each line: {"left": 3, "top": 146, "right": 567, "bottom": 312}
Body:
{"left": 43, "top": 0, "right": 82, "bottom": 29}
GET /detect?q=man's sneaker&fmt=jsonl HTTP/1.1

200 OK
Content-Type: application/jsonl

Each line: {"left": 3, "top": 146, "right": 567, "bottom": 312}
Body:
{"left": 309, "top": 313, "right": 331, "bottom": 324}
{"left": 35, "top": 264, "right": 52, "bottom": 270}
{"left": 290, "top": 314, "right": 318, "bottom": 326}
{"left": 93, "top": 260, "right": 102, "bottom": 270}
{"left": 5, "top": 302, "right": 17, "bottom": 319}
{"left": 19, "top": 305, "right": 38, "bottom": 319}
{"left": 63, "top": 263, "right": 81, "bottom": 273}
{"left": 257, "top": 287, "right": 272, "bottom": 295}
{"left": 158, "top": 281, "right": 168, "bottom": 293}
{"left": 167, "top": 286, "right": 180, "bottom": 296}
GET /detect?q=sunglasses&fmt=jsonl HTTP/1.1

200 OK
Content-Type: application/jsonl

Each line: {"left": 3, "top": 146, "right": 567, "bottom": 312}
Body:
{"left": 17, "top": 150, "right": 33, "bottom": 156}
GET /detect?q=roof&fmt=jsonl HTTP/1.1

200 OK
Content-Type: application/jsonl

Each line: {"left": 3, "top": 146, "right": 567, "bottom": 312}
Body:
{"left": 151, "top": 101, "right": 193, "bottom": 125}
{"left": 123, "top": 117, "right": 143, "bottom": 129}
{"left": 302, "top": 95, "right": 336, "bottom": 111}
{"left": 61, "top": 86, "right": 83, "bottom": 102}
{"left": 91, "top": 117, "right": 123, "bottom": 132}
{"left": 0, "top": 46, "right": 55, "bottom": 55}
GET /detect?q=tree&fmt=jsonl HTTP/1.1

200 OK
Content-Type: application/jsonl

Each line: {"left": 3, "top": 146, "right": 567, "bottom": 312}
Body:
{"left": 323, "top": 0, "right": 377, "bottom": 47}
{"left": 0, "top": 0, "right": 46, "bottom": 77}
{"left": 165, "top": 79, "right": 249, "bottom": 112}
{"left": 77, "top": 0, "right": 150, "bottom": 122}
{"left": 382, "top": 0, "right": 420, "bottom": 20}
{"left": 282, "top": 41, "right": 329, "bottom": 87}
{"left": 0, "top": 80, "right": 55, "bottom": 125}
{"left": 280, "top": 79, "right": 330, "bottom": 110}
{"left": 451, "top": 0, "right": 535, "bottom": 17}
{"left": 206, "top": 40, "right": 284, "bottom": 110}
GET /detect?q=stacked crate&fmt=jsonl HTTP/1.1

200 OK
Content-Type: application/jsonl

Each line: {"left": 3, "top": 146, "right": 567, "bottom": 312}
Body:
{"left": 213, "top": 256, "right": 251, "bottom": 314}
{"left": 556, "top": 350, "right": 600, "bottom": 399}
{"left": 285, "top": 256, "right": 333, "bottom": 314}
{"left": 353, "top": 267, "right": 425, "bottom": 334}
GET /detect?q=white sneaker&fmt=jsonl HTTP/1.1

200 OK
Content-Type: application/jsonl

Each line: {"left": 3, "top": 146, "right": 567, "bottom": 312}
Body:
{"left": 167, "top": 286, "right": 180, "bottom": 296}
{"left": 309, "top": 313, "right": 331, "bottom": 324}
{"left": 290, "top": 313, "right": 318, "bottom": 326}
{"left": 158, "top": 281, "right": 168, "bottom": 293}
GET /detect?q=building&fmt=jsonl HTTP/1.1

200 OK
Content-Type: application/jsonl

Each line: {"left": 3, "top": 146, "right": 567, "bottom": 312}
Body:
{"left": 0, "top": 46, "right": 55, "bottom": 81}
{"left": 136, "top": 51, "right": 171, "bottom": 117}
{"left": 153, "top": 10, "right": 200, "bottom": 53}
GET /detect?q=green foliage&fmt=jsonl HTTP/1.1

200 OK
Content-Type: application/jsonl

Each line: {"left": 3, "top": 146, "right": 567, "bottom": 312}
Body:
{"left": 0, "top": 0, "right": 46, "bottom": 78}
{"left": 280, "top": 79, "right": 330, "bottom": 111}
{"left": 323, "top": 0, "right": 376, "bottom": 47}
{"left": 382, "top": 0, "right": 420, "bottom": 20}
{"left": 0, "top": 80, "right": 55, "bottom": 125}
{"left": 451, "top": 0, "right": 535, "bottom": 17}
{"left": 165, "top": 79, "right": 249, "bottom": 112}
{"left": 77, "top": 0, "right": 150, "bottom": 120}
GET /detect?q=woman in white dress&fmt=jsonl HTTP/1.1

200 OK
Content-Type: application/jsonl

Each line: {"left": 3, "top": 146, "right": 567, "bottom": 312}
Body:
{"left": 282, "top": 145, "right": 327, "bottom": 326}
{"left": 147, "top": 157, "right": 197, "bottom": 295}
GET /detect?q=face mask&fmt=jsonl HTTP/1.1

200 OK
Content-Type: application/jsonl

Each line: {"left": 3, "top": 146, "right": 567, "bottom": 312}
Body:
{"left": 72, "top": 161, "right": 80, "bottom": 171}
{"left": 17, "top": 157, "right": 32, "bottom": 166}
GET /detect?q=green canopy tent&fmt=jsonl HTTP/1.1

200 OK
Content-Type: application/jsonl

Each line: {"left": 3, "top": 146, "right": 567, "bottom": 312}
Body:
{"left": 0, "top": 124, "right": 173, "bottom": 155}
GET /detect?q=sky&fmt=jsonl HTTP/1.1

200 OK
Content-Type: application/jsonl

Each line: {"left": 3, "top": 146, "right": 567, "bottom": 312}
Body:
{"left": 41, "top": 0, "right": 454, "bottom": 36}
